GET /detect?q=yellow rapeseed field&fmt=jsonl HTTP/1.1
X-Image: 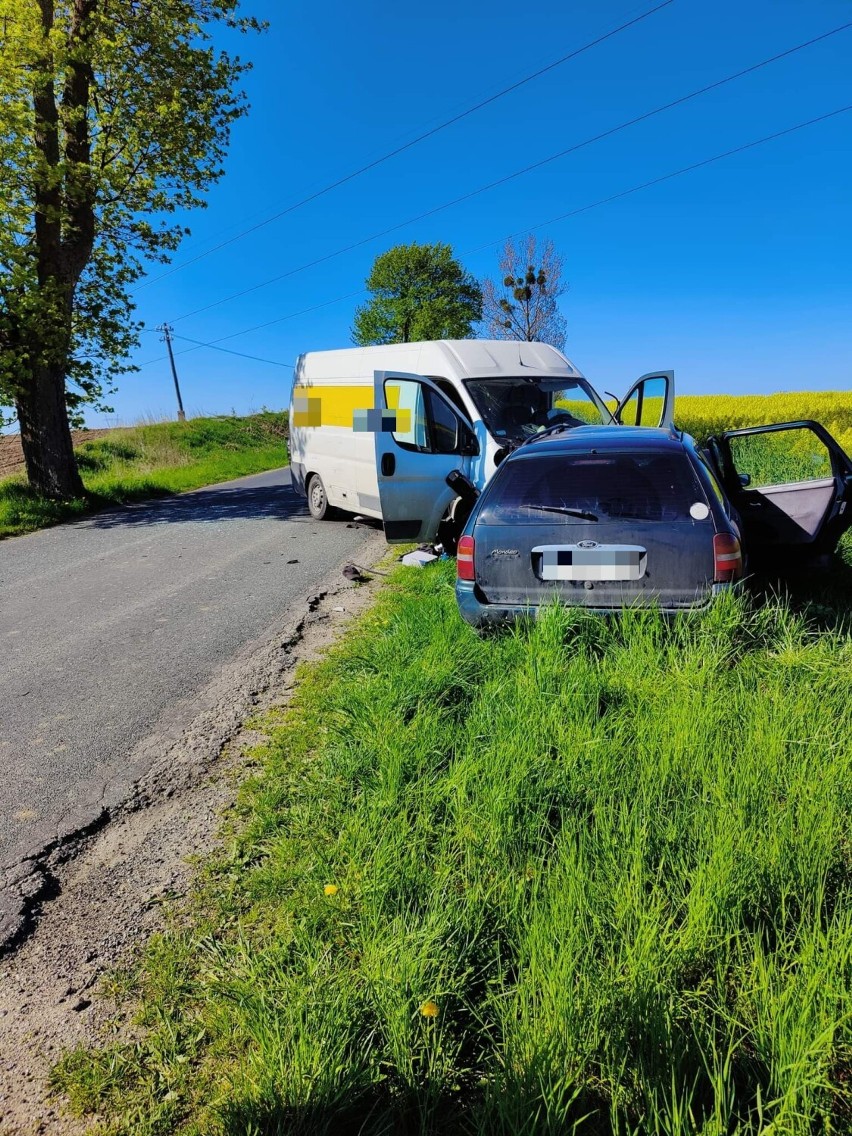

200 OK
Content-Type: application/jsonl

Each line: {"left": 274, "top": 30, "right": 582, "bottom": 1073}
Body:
{"left": 674, "top": 390, "right": 852, "bottom": 452}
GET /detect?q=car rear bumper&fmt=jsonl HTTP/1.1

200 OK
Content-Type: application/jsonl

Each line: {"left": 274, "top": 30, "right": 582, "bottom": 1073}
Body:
{"left": 455, "top": 579, "right": 732, "bottom": 627}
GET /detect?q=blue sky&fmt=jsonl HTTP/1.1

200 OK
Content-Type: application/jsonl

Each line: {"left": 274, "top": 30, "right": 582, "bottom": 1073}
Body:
{"left": 107, "top": 0, "right": 852, "bottom": 425}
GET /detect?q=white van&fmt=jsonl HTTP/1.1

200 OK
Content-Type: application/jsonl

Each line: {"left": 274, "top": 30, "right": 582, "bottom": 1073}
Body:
{"left": 289, "top": 339, "right": 674, "bottom": 542}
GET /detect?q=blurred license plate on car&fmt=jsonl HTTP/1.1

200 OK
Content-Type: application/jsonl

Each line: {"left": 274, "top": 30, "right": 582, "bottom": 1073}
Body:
{"left": 532, "top": 545, "right": 647, "bottom": 582}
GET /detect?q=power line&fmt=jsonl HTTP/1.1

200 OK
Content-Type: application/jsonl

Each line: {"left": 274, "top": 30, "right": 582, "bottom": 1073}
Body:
{"left": 467, "top": 104, "right": 852, "bottom": 256}
{"left": 131, "top": 0, "right": 676, "bottom": 293}
{"left": 142, "top": 102, "right": 851, "bottom": 369}
{"left": 168, "top": 22, "right": 852, "bottom": 326}
{"left": 170, "top": 333, "right": 293, "bottom": 368}
{"left": 182, "top": 289, "right": 366, "bottom": 348}
{"left": 137, "top": 290, "right": 363, "bottom": 368}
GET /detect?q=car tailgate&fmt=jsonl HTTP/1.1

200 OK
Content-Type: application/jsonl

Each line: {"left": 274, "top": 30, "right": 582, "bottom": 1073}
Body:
{"left": 474, "top": 519, "right": 717, "bottom": 609}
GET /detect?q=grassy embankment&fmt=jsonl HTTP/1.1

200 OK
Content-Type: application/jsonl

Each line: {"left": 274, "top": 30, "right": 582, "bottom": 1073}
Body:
{"left": 54, "top": 527, "right": 852, "bottom": 1133}
{"left": 0, "top": 411, "right": 288, "bottom": 539}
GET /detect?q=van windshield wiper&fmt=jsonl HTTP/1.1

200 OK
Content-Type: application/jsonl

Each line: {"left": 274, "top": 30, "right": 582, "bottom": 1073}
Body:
{"left": 525, "top": 504, "right": 598, "bottom": 521}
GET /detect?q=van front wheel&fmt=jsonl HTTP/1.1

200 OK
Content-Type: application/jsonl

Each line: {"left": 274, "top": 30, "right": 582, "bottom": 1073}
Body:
{"left": 307, "top": 473, "right": 331, "bottom": 520}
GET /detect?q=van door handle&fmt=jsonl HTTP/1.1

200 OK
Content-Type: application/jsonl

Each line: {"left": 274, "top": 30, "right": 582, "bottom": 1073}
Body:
{"left": 381, "top": 453, "right": 395, "bottom": 477}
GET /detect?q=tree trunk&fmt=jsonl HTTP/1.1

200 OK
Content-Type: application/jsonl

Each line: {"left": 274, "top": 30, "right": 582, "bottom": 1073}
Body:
{"left": 16, "top": 367, "right": 84, "bottom": 499}
{"left": 13, "top": 0, "right": 95, "bottom": 501}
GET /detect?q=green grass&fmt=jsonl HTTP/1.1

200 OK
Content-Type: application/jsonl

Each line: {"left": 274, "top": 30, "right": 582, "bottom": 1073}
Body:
{"left": 723, "top": 429, "right": 835, "bottom": 489}
{"left": 52, "top": 538, "right": 852, "bottom": 1135}
{"left": 0, "top": 411, "right": 289, "bottom": 539}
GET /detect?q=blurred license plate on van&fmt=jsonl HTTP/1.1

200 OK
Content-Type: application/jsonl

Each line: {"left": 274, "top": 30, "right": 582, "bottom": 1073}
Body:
{"left": 532, "top": 545, "right": 647, "bottom": 582}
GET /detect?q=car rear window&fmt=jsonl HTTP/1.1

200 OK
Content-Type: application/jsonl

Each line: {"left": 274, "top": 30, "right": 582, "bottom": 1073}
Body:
{"left": 478, "top": 451, "right": 708, "bottom": 524}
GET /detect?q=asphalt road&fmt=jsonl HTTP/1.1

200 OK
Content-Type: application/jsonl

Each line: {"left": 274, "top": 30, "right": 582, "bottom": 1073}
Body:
{"left": 0, "top": 467, "right": 374, "bottom": 918}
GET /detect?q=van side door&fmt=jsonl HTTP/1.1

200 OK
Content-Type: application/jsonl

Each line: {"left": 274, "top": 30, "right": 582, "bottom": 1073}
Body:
{"left": 373, "top": 370, "right": 479, "bottom": 543}
{"left": 707, "top": 420, "right": 852, "bottom": 558}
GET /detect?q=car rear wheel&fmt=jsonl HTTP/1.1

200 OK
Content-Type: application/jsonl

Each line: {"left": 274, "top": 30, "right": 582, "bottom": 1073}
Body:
{"left": 307, "top": 473, "right": 332, "bottom": 520}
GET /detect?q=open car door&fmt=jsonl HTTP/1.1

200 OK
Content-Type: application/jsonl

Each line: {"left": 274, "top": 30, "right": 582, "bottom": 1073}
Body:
{"left": 615, "top": 371, "right": 675, "bottom": 429}
{"left": 707, "top": 420, "right": 852, "bottom": 559}
{"left": 373, "top": 370, "right": 479, "bottom": 543}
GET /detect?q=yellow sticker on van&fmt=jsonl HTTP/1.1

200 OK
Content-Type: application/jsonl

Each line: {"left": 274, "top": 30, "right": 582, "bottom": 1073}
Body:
{"left": 292, "top": 385, "right": 410, "bottom": 433}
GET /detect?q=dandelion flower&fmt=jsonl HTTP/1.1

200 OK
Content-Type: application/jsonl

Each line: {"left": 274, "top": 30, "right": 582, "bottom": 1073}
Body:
{"left": 420, "top": 1000, "right": 439, "bottom": 1018}
{"left": 323, "top": 884, "right": 339, "bottom": 896}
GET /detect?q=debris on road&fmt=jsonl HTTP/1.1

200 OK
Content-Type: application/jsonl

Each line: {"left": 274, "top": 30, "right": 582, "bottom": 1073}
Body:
{"left": 342, "top": 562, "right": 391, "bottom": 583}
{"left": 401, "top": 549, "right": 438, "bottom": 568}
{"left": 342, "top": 563, "right": 371, "bottom": 583}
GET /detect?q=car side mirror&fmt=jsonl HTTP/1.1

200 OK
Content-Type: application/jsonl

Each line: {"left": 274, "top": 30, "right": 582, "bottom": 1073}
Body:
{"left": 739, "top": 472, "right": 751, "bottom": 487}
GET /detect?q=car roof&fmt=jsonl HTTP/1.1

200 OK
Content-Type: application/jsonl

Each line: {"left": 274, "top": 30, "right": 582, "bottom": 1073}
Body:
{"left": 508, "top": 425, "right": 691, "bottom": 460}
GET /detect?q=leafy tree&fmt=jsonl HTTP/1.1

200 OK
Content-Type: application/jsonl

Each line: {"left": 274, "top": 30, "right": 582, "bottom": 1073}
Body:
{"left": 352, "top": 242, "right": 482, "bottom": 346}
{"left": 0, "top": 0, "right": 261, "bottom": 498}
{"left": 481, "top": 236, "right": 568, "bottom": 349}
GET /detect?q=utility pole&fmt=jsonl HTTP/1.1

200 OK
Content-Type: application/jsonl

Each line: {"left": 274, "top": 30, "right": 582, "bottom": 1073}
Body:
{"left": 158, "top": 322, "right": 186, "bottom": 422}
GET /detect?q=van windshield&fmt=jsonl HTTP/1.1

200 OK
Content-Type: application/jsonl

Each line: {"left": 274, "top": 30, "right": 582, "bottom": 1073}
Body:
{"left": 463, "top": 377, "right": 609, "bottom": 442}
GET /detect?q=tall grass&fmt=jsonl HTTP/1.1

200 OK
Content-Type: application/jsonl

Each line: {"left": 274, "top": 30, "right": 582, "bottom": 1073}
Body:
{"left": 54, "top": 553, "right": 852, "bottom": 1134}
{"left": 0, "top": 412, "right": 288, "bottom": 538}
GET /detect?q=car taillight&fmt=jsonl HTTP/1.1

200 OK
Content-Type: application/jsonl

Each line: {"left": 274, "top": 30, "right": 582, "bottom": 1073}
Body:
{"left": 713, "top": 532, "right": 743, "bottom": 582}
{"left": 457, "top": 535, "right": 475, "bottom": 581}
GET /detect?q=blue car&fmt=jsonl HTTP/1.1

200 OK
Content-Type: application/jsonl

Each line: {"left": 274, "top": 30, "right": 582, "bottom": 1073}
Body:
{"left": 455, "top": 420, "right": 852, "bottom": 628}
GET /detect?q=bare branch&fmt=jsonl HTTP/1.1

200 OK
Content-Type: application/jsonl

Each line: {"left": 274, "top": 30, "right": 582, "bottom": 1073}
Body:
{"left": 480, "top": 235, "right": 568, "bottom": 349}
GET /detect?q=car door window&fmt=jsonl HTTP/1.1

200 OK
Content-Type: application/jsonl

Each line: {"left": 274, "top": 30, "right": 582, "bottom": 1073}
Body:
{"left": 385, "top": 379, "right": 428, "bottom": 451}
{"left": 728, "top": 427, "right": 833, "bottom": 488}
{"left": 720, "top": 423, "right": 848, "bottom": 549}
{"left": 618, "top": 376, "right": 667, "bottom": 427}
{"left": 424, "top": 388, "right": 460, "bottom": 454}
{"left": 708, "top": 420, "right": 852, "bottom": 555}
{"left": 431, "top": 378, "right": 469, "bottom": 418}
{"left": 618, "top": 387, "right": 641, "bottom": 426}
{"left": 384, "top": 378, "right": 468, "bottom": 455}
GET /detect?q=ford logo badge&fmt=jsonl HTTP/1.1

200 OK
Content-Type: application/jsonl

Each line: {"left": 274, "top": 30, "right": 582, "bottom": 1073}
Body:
{"left": 577, "top": 539, "right": 599, "bottom": 550}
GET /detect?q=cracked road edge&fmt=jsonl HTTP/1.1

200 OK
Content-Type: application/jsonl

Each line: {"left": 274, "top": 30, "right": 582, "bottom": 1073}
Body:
{"left": 0, "top": 529, "right": 388, "bottom": 957}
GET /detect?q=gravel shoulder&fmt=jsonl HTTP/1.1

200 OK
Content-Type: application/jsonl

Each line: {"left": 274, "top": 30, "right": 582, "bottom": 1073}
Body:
{"left": 0, "top": 532, "right": 389, "bottom": 1135}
